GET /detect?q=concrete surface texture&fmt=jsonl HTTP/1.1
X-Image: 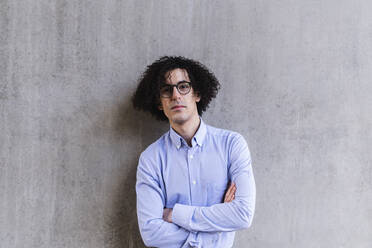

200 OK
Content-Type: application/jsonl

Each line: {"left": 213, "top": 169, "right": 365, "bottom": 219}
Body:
{"left": 1, "top": 0, "right": 371, "bottom": 247}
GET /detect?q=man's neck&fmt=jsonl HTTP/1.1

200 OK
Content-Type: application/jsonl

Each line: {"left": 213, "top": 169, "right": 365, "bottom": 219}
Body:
{"left": 170, "top": 115, "right": 201, "bottom": 147}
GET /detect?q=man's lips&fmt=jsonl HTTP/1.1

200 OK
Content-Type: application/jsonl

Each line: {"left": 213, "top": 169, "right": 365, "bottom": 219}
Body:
{"left": 171, "top": 105, "right": 186, "bottom": 110}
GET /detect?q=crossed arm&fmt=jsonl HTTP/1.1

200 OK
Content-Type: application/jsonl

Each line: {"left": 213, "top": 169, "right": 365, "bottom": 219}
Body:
{"left": 162, "top": 182, "right": 237, "bottom": 223}
{"left": 136, "top": 163, "right": 237, "bottom": 248}
{"left": 137, "top": 166, "right": 254, "bottom": 247}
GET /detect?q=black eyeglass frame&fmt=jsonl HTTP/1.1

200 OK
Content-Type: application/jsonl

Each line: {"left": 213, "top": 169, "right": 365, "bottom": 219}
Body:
{"left": 159, "top": 81, "right": 193, "bottom": 98}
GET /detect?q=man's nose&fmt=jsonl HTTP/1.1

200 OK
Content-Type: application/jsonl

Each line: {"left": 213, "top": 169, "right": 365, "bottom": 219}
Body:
{"left": 171, "top": 86, "right": 181, "bottom": 99}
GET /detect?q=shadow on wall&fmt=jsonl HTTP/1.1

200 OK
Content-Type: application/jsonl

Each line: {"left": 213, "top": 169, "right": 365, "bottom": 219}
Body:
{"left": 103, "top": 94, "right": 167, "bottom": 248}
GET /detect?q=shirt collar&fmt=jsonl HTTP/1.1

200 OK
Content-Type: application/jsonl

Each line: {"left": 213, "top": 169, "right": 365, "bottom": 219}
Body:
{"left": 169, "top": 117, "right": 207, "bottom": 149}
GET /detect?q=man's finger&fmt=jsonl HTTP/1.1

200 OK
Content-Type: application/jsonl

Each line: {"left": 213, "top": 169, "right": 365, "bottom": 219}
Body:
{"left": 224, "top": 182, "right": 234, "bottom": 199}
{"left": 227, "top": 187, "right": 236, "bottom": 202}
{"left": 224, "top": 183, "right": 236, "bottom": 202}
{"left": 224, "top": 190, "right": 231, "bottom": 202}
{"left": 225, "top": 182, "right": 234, "bottom": 195}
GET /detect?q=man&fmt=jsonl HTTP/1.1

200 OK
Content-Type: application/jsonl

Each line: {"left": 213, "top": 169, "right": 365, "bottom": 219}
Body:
{"left": 132, "top": 56, "right": 256, "bottom": 248}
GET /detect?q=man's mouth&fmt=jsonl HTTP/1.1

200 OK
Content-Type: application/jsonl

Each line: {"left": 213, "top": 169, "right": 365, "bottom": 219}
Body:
{"left": 171, "top": 105, "right": 186, "bottom": 110}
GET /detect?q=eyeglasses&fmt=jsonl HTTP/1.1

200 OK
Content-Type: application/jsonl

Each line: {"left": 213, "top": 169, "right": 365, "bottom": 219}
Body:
{"left": 159, "top": 81, "right": 192, "bottom": 98}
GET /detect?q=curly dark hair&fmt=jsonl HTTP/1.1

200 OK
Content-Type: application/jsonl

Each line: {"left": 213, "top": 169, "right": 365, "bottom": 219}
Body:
{"left": 132, "top": 56, "right": 220, "bottom": 121}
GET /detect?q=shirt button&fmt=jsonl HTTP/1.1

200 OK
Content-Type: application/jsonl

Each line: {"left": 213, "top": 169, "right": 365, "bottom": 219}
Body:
{"left": 192, "top": 180, "right": 196, "bottom": 185}
{"left": 190, "top": 155, "right": 193, "bottom": 159}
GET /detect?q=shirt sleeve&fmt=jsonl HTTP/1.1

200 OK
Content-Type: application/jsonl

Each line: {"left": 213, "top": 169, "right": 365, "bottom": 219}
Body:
{"left": 172, "top": 134, "right": 256, "bottom": 233}
{"left": 136, "top": 153, "right": 201, "bottom": 247}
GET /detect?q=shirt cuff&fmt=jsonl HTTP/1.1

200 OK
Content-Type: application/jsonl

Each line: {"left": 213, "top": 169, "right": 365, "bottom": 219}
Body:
{"left": 183, "top": 231, "right": 200, "bottom": 248}
{"left": 173, "top": 203, "right": 195, "bottom": 230}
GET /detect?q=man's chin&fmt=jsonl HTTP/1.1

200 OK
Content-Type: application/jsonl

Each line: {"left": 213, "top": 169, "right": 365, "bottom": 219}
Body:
{"left": 170, "top": 115, "right": 187, "bottom": 125}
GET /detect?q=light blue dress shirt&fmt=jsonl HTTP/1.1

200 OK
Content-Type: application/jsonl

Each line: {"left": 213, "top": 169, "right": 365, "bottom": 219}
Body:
{"left": 136, "top": 117, "right": 256, "bottom": 248}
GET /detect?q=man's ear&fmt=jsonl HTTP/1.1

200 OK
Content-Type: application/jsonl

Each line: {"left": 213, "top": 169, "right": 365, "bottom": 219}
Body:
{"left": 195, "top": 92, "right": 201, "bottom": 102}
{"left": 158, "top": 104, "right": 163, "bottom": 110}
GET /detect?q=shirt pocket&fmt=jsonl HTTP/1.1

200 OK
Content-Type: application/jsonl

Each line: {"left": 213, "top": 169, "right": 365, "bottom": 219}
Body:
{"left": 206, "top": 182, "right": 227, "bottom": 206}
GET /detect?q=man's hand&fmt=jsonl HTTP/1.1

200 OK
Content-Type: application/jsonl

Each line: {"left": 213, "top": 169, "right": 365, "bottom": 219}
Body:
{"left": 224, "top": 181, "right": 236, "bottom": 203}
{"left": 163, "top": 208, "right": 173, "bottom": 223}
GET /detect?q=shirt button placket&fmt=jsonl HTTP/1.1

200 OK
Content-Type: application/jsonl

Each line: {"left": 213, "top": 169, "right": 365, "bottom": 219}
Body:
{"left": 188, "top": 149, "right": 196, "bottom": 205}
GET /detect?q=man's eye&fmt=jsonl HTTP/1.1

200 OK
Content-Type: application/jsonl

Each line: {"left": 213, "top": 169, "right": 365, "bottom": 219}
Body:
{"left": 161, "top": 87, "right": 170, "bottom": 92}
{"left": 179, "top": 84, "right": 189, "bottom": 89}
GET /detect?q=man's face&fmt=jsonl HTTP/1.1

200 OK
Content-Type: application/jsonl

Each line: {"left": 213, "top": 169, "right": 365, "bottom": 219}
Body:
{"left": 158, "top": 68, "right": 200, "bottom": 126}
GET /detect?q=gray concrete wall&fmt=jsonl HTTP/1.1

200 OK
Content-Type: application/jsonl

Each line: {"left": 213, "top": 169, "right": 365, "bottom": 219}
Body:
{"left": 1, "top": 0, "right": 371, "bottom": 247}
